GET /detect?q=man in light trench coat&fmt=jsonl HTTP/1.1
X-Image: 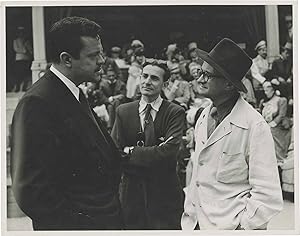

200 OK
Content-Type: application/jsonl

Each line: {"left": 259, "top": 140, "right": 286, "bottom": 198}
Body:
{"left": 181, "top": 38, "right": 283, "bottom": 230}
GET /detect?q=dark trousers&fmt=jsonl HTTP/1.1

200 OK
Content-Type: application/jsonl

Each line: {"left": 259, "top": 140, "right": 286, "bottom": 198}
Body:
{"left": 14, "top": 60, "right": 31, "bottom": 92}
{"left": 32, "top": 211, "right": 124, "bottom": 230}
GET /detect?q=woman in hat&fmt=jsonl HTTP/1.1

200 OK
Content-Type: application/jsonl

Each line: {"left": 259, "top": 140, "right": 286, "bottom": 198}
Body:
{"left": 260, "top": 81, "right": 291, "bottom": 167}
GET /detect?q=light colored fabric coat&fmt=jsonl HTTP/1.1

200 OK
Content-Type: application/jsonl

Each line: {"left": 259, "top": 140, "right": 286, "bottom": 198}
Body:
{"left": 181, "top": 96, "right": 283, "bottom": 230}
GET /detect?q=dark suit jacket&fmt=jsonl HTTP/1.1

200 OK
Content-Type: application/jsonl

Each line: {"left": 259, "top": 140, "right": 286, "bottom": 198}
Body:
{"left": 272, "top": 57, "right": 292, "bottom": 80}
{"left": 111, "top": 99, "right": 185, "bottom": 229}
{"left": 11, "top": 71, "right": 123, "bottom": 230}
{"left": 271, "top": 57, "right": 293, "bottom": 98}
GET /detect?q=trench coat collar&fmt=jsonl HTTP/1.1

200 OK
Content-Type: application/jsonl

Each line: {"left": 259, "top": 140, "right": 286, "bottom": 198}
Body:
{"left": 204, "top": 96, "right": 249, "bottom": 149}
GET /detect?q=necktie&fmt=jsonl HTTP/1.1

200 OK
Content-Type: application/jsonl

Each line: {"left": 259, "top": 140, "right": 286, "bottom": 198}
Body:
{"left": 144, "top": 104, "right": 155, "bottom": 146}
{"left": 207, "top": 107, "right": 219, "bottom": 138}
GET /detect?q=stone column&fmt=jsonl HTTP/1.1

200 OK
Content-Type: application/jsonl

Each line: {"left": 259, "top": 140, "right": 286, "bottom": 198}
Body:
{"left": 31, "top": 6, "right": 47, "bottom": 84}
{"left": 265, "top": 5, "right": 280, "bottom": 65}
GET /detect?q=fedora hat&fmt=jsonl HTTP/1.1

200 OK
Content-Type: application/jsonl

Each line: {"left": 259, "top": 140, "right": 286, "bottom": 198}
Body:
{"left": 195, "top": 38, "right": 252, "bottom": 93}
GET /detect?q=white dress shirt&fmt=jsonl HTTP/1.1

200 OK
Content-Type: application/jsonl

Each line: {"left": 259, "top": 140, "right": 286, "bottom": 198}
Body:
{"left": 50, "top": 65, "right": 80, "bottom": 101}
{"left": 139, "top": 95, "right": 163, "bottom": 131}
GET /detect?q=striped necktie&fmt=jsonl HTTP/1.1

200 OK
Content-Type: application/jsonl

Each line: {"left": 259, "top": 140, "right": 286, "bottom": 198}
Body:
{"left": 144, "top": 104, "right": 155, "bottom": 146}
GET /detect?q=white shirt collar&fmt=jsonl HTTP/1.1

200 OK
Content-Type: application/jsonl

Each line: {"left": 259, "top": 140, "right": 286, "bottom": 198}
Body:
{"left": 50, "top": 65, "right": 80, "bottom": 101}
{"left": 139, "top": 95, "right": 163, "bottom": 114}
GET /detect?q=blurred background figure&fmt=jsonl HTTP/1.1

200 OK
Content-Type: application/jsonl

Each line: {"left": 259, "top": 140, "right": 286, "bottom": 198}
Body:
{"left": 126, "top": 47, "right": 145, "bottom": 99}
{"left": 260, "top": 81, "right": 291, "bottom": 178}
{"left": 110, "top": 46, "right": 129, "bottom": 83}
{"left": 166, "top": 44, "right": 188, "bottom": 80}
{"left": 13, "top": 26, "right": 33, "bottom": 92}
{"left": 163, "top": 64, "right": 190, "bottom": 109}
{"left": 100, "top": 68, "right": 127, "bottom": 131}
{"left": 271, "top": 42, "right": 293, "bottom": 101}
{"left": 250, "top": 40, "right": 271, "bottom": 105}
{"left": 284, "top": 14, "right": 293, "bottom": 43}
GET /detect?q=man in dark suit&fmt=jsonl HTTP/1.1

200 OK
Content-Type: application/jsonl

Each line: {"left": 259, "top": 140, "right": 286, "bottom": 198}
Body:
{"left": 10, "top": 16, "right": 123, "bottom": 230}
{"left": 111, "top": 60, "right": 185, "bottom": 229}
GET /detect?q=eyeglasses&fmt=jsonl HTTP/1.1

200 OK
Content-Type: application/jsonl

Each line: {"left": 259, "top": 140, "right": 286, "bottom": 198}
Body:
{"left": 197, "top": 70, "right": 223, "bottom": 83}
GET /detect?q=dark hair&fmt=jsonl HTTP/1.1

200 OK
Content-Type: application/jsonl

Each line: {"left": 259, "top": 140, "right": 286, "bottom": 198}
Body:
{"left": 143, "top": 59, "right": 170, "bottom": 82}
{"left": 48, "top": 16, "right": 102, "bottom": 63}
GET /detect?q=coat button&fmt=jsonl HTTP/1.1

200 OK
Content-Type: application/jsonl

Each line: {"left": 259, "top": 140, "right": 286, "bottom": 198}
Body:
{"left": 72, "top": 173, "right": 76, "bottom": 177}
{"left": 196, "top": 181, "right": 200, "bottom": 187}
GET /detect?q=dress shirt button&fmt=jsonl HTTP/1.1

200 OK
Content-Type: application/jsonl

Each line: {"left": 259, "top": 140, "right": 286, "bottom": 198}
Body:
{"left": 72, "top": 173, "right": 76, "bottom": 177}
{"left": 199, "top": 162, "right": 204, "bottom": 166}
{"left": 196, "top": 181, "right": 200, "bottom": 187}
{"left": 201, "top": 141, "right": 205, "bottom": 144}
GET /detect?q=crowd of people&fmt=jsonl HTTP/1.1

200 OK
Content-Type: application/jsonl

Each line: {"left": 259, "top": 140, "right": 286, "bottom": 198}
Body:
{"left": 78, "top": 24, "right": 294, "bottom": 203}
{"left": 10, "top": 16, "right": 293, "bottom": 231}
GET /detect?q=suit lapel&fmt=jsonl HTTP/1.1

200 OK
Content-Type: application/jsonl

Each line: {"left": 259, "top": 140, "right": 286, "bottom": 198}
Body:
{"left": 204, "top": 120, "right": 232, "bottom": 149}
{"left": 131, "top": 101, "right": 142, "bottom": 133}
{"left": 46, "top": 72, "right": 115, "bottom": 164}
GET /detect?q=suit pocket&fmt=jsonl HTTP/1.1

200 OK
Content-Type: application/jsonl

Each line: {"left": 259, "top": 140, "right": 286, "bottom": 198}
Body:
{"left": 216, "top": 152, "right": 248, "bottom": 184}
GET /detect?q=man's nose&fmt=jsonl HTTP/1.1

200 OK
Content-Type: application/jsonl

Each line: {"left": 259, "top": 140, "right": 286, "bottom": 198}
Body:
{"left": 197, "top": 74, "right": 205, "bottom": 83}
{"left": 144, "top": 76, "right": 152, "bottom": 84}
{"left": 97, "top": 54, "right": 105, "bottom": 65}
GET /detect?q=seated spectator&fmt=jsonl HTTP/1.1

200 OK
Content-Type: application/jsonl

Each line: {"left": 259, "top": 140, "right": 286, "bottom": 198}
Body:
{"left": 184, "top": 47, "right": 205, "bottom": 82}
{"left": 188, "top": 62, "right": 203, "bottom": 101}
{"left": 250, "top": 40, "right": 272, "bottom": 105}
{"left": 103, "top": 56, "right": 123, "bottom": 81}
{"left": 166, "top": 44, "right": 188, "bottom": 78}
{"left": 126, "top": 47, "right": 144, "bottom": 99}
{"left": 100, "top": 68, "right": 127, "bottom": 131}
{"left": 86, "top": 82, "right": 106, "bottom": 108}
{"left": 163, "top": 64, "right": 191, "bottom": 109}
{"left": 110, "top": 46, "right": 130, "bottom": 83}
{"left": 111, "top": 46, "right": 128, "bottom": 69}
{"left": 260, "top": 81, "right": 291, "bottom": 167}
{"left": 83, "top": 81, "right": 109, "bottom": 124}
{"left": 188, "top": 48, "right": 204, "bottom": 66}
{"left": 271, "top": 42, "right": 293, "bottom": 100}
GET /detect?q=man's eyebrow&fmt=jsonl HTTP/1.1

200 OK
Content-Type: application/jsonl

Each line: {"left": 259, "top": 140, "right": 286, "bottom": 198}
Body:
{"left": 150, "top": 75, "right": 159, "bottom": 79}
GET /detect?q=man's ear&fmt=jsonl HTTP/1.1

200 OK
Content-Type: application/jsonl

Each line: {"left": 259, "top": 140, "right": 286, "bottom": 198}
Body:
{"left": 59, "top": 52, "right": 73, "bottom": 68}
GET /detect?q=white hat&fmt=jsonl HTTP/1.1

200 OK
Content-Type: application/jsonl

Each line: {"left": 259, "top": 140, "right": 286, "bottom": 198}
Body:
{"left": 255, "top": 40, "right": 267, "bottom": 51}
{"left": 131, "top": 40, "right": 144, "bottom": 48}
